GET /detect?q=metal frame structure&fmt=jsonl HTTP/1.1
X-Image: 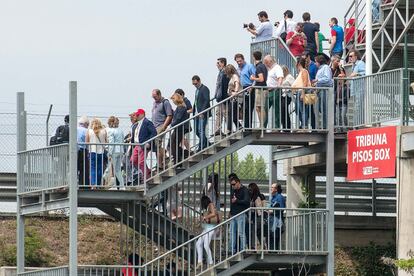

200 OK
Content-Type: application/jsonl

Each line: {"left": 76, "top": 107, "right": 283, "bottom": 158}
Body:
{"left": 345, "top": 0, "right": 414, "bottom": 72}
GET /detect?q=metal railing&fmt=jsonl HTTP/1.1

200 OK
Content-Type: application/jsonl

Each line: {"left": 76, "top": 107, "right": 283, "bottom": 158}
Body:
{"left": 17, "top": 144, "right": 69, "bottom": 195}
{"left": 18, "top": 266, "right": 68, "bottom": 276}
{"left": 250, "top": 37, "right": 297, "bottom": 76}
{"left": 75, "top": 86, "right": 332, "bottom": 193}
{"left": 334, "top": 68, "right": 405, "bottom": 128}
{"left": 77, "top": 207, "right": 328, "bottom": 275}
{"left": 344, "top": 0, "right": 367, "bottom": 52}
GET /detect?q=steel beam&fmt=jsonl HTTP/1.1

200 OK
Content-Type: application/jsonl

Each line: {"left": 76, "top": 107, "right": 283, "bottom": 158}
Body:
{"left": 69, "top": 81, "right": 78, "bottom": 276}
{"left": 16, "top": 92, "right": 26, "bottom": 274}
{"left": 272, "top": 143, "right": 326, "bottom": 161}
{"left": 146, "top": 134, "right": 255, "bottom": 197}
{"left": 326, "top": 88, "right": 335, "bottom": 276}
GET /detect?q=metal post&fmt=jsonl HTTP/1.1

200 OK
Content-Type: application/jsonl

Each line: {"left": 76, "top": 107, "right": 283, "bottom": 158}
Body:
{"left": 366, "top": 0, "right": 373, "bottom": 75}
{"left": 269, "top": 146, "right": 277, "bottom": 194}
{"left": 69, "top": 81, "right": 78, "bottom": 276}
{"left": 403, "top": 33, "right": 409, "bottom": 125}
{"left": 16, "top": 92, "right": 26, "bottom": 274}
{"left": 372, "top": 179, "right": 377, "bottom": 216}
{"left": 45, "top": 104, "right": 53, "bottom": 146}
{"left": 325, "top": 88, "right": 335, "bottom": 276}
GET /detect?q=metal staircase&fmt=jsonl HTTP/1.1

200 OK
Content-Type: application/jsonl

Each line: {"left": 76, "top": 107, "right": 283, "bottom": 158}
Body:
{"left": 344, "top": 0, "right": 414, "bottom": 72}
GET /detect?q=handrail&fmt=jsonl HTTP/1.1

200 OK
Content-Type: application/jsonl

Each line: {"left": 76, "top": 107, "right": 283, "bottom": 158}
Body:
{"left": 137, "top": 207, "right": 328, "bottom": 268}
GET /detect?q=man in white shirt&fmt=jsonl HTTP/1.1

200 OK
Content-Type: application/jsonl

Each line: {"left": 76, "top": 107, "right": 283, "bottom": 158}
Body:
{"left": 247, "top": 11, "right": 273, "bottom": 42}
{"left": 263, "top": 55, "right": 284, "bottom": 129}
{"left": 274, "top": 10, "right": 297, "bottom": 40}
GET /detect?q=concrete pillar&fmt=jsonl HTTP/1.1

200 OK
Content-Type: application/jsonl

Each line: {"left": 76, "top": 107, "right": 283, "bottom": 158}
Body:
{"left": 396, "top": 126, "right": 414, "bottom": 276}
{"left": 286, "top": 159, "right": 306, "bottom": 208}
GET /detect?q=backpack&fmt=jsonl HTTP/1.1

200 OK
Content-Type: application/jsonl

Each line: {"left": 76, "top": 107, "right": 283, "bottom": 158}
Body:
{"left": 50, "top": 124, "right": 69, "bottom": 145}
{"left": 161, "top": 98, "right": 173, "bottom": 117}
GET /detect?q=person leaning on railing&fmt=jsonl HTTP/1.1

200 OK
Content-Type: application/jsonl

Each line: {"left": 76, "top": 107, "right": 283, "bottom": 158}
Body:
{"left": 313, "top": 54, "right": 334, "bottom": 129}
{"left": 292, "top": 57, "right": 313, "bottom": 129}
{"left": 331, "top": 55, "right": 348, "bottom": 128}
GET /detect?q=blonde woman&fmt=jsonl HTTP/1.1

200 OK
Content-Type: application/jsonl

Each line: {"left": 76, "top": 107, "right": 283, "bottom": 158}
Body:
{"left": 107, "top": 116, "right": 124, "bottom": 189}
{"left": 224, "top": 64, "right": 243, "bottom": 133}
{"left": 292, "top": 57, "right": 313, "bottom": 129}
{"left": 169, "top": 92, "right": 189, "bottom": 165}
{"left": 86, "top": 118, "right": 108, "bottom": 187}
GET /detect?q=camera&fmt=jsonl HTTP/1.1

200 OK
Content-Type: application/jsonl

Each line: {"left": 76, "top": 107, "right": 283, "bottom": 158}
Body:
{"left": 243, "top": 23, "right": 255, "bottom": 29}
{"left": 274, "top": 21, "right": 280, "bottom": 27}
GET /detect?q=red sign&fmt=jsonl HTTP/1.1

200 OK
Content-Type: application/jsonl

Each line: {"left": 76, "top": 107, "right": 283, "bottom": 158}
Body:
{"left": 347, "top": 126, "right": 396, "bottom": 181}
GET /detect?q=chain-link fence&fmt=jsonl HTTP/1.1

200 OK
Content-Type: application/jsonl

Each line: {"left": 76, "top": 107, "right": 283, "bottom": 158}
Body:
{"left": 0, "top": 112, "right": 271, "bottom": 175}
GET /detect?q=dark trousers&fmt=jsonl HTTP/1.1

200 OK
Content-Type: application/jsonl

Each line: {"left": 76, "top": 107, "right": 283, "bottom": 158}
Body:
{"left": 243, "top": 88, "right": 255, "bottom": 128}
{"left": 77, "top": 149, "right": 89, "bottom": 186}
{"left": 281, "top": 96, "right": 292, "bottom": 130}
{"left": 227, "top": 100, "right": 242, "bottom": 132}
{"left": 170, "top": 128, "right": 184, "bottom": 163}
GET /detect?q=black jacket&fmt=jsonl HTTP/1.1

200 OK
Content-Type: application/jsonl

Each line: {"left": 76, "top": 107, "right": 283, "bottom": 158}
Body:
{"left": 230, "top": 185, "right": 250, "bottom": 216}
{"left": 194, "top": 84, "right": 211, "bottom": 116}
{"left": 171, "top": 105, "right": 190, "bottom": 131}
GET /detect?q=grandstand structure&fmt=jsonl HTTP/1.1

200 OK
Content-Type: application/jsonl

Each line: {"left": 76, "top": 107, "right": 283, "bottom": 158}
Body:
{"left": 14, "top": 1, "right": 414, "bottom": 275}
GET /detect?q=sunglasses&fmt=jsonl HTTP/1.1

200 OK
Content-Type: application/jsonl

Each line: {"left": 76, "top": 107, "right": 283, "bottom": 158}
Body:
{"left": 230, "top": 182, "right": 236, "bottom": 186}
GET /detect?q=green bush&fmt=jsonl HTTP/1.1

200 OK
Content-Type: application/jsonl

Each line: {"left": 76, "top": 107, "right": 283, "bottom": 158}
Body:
{"left": 338, "top": 242, "right": 396, "bottom": 276}
{"left": 0, "top": 227, "right": 52, "bottom": 267}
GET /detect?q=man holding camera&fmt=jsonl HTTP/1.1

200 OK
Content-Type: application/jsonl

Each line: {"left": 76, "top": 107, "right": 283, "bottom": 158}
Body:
{"left": 246, "top": 11, "right": 273, "bottom": 42}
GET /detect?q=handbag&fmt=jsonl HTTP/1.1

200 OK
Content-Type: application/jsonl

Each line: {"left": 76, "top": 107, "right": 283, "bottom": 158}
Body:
{"left": 303, "top": 93, "right": 318, "bottom": 105}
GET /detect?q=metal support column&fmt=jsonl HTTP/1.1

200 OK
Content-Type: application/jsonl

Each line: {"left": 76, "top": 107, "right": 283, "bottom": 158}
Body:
{"left": 269, "top": 146, "right": 277, "bottom": 193}
{"left": 69, "top": 81, "right": 78, "bottom": 276}
{"left": 326, "top": 88, "right": 335, "bottom": 276}
{"left": 16, "top": 92, "right": 26, "bottom": 274}
{"left": 366, "top": 0, "right": 373, "bottom": 75}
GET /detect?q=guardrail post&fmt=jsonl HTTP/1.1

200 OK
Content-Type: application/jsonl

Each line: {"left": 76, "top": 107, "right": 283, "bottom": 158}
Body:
{"left": 326, "top": 88, "right": 335, "bottom": 276}
{"left": 69, "top": 81, "right": 78, "bottom": 276}
{"left": 16, "top": 92, "right": 26, "bottom": 274}
{"left": 372, "top": 179, "right": 377, "bottom": 216}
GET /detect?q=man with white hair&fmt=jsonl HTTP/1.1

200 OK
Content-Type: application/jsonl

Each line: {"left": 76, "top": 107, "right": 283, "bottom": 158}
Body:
{"left": 77, "top": 116, "right": 89, "bottom": 187}
{"left": 263, "top": 55, "right": 284, "bottom": 129}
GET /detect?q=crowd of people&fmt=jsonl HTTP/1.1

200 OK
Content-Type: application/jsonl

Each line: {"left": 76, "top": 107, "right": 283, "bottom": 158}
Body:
{"left": 46, "top": 9, "right": 369, "bottom": 193}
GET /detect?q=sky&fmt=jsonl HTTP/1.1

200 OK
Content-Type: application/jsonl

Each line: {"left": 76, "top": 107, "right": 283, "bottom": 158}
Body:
{"left": 0, "top": 0, "right": 351, "bottom": 117}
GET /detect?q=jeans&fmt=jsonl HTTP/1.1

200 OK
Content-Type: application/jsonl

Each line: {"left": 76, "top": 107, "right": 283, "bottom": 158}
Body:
{"left": 264, "top": 89, "right": 280, "bottom": 129}
{"left": 90, "top": 152, "right": 103, "bottom": 186}
{"left": 110, "top": 153, "right": 124, "bottom": 187}
{"left": 230, "top": 213, "right": 247, "bottom": 254}
{"left": 195, "top": 117, "right": 208, "bottom": 150}
{"left": 296, "top": 95, "right": 315, "bottom": 129}
{"left": 196, "top": 227, "right": 216, "bottom": 264}
{"left": 318, "top": 90, "right": 327, "bottom": 129}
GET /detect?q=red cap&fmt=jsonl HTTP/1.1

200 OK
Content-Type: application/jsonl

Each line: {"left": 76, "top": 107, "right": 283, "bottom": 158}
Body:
{"left": 134, "top": 109, "right": 145, "bottom": 116}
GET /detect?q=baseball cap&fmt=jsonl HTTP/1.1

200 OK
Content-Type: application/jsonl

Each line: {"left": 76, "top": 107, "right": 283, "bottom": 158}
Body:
{"left": 133, "top": 109, "right": 145, "bottom": 116}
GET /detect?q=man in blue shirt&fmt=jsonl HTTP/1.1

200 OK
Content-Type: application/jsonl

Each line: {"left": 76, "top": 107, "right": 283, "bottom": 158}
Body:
{"left": 234, "top": 53, "right": 256, "bottom": 128}
{"left": 329, "top": 17, "right": 344, "bottom": 57}
{"left": 349, "top": 49, "right": 366, "bottom": 77}
{"left": 246, "top": 11, "right": 273, "bottom": 42}
{"left": 269, "top": 183, "right": 285, "bottom": 250}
